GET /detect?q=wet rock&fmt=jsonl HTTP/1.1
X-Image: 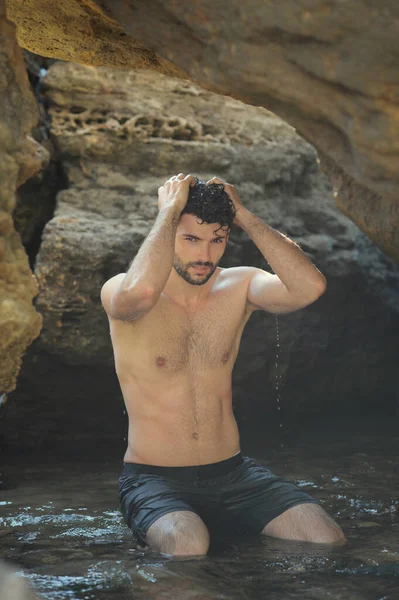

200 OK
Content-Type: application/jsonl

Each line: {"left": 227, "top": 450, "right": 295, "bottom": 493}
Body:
{"left": 22, "top": 547, "right": 94, "bottom": 567}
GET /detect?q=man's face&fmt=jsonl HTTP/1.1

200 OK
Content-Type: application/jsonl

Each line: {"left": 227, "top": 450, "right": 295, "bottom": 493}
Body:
{"left": 174, "top": 213, "right": 230, "bottom": 286}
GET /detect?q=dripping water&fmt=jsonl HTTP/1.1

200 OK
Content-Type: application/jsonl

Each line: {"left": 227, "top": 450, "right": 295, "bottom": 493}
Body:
{"left": 275, "top": 315, "right": 284, "bottom": 448}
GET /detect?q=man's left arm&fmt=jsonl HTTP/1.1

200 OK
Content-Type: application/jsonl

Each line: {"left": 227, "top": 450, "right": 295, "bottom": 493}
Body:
{"left": 236, "top": 207, "right": 327, "bottom": 314}
{"left": 206, "top": 177, "right": 326, "bottom": 314}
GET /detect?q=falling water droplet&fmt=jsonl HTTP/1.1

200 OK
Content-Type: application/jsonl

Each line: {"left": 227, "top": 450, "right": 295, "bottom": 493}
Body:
{"left": 275, "top": 315, "right": 284, "bottom": 448}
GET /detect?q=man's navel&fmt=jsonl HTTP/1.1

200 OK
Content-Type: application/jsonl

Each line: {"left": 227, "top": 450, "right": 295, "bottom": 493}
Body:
{"left": 156, "top": 356, "right": 167, "bottom": 367}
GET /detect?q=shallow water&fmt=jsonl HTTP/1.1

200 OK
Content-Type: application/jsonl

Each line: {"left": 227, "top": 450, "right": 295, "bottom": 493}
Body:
{"left": 1, "top": 418, "right": 398, "bottom": 599}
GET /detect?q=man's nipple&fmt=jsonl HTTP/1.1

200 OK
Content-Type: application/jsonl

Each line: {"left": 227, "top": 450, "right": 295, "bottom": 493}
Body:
{"left": 222, "top": 352, "right": 229, "bottom": 364}
{"left": 156, "top": 356, "right": 167, "bottom": 367}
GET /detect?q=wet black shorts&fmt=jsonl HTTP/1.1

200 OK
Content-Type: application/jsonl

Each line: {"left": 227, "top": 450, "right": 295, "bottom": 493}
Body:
{"left": 118, "top": 452, "right": 319, "bottom": 544}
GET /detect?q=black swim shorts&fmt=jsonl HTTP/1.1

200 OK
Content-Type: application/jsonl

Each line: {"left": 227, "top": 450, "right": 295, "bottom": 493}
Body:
{"left": 118, "top": 452, "right": 319, "bottom": 544}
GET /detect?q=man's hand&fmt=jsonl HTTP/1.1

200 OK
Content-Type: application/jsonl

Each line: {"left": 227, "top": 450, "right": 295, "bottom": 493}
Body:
{"left": 158, "top": 173, "right": 196, "bottom": 213}
{"left": 205, "top": 176, "right": 244, "bottom": 225}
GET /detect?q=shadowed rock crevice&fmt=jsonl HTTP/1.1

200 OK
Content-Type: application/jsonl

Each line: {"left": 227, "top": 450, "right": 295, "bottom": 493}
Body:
{"left": 12, "top": 160, "right": 68, "bottom": 271}
{"left": 11, "top": 52, "right": 69, "bottom": 271}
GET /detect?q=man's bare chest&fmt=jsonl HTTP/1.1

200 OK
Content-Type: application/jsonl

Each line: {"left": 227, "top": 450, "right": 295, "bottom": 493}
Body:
{"left": 155, "top": 298, "right": 242, "bottom": 366}
{"left": 110, "top": 286, "right": 252, "bottom": 373}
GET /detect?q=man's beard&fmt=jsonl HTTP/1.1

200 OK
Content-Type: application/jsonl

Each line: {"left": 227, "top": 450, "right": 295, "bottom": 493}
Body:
{"left": 173, "top": 255, "right": 218, "bottom": 286}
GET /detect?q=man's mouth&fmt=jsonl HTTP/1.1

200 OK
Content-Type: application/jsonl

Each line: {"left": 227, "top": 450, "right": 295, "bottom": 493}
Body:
{"left": 193, "top": 266, "right": 209, "bottom": 273}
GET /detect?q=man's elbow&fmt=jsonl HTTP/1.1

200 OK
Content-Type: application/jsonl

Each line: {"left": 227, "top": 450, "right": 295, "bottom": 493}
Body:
{"left": 298, "top": 276, "right": 327, "bottom": 309}
{"left": 310, "top": 275, "right": 327, "bottom": 302}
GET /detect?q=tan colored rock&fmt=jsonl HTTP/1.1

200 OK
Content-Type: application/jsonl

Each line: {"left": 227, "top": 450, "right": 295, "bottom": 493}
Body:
{"left": 5, "top": 0, "right": 185, "bottom": 76}
{"left": 6, "top": 0, "right": 399, "bottom": 260}
{"left": 0, "top": 5, "right": 44, "bottom": 394}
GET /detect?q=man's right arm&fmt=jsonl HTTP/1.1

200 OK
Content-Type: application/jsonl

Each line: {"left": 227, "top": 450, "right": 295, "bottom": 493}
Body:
{"left": 119, "top": 202, "right": 182, "bottom": 300}
{"left": 102, "top": 203, "right": 181, "bottom": 321}
{"left": 101, "top": 173, "right": 196, "bottom": 321}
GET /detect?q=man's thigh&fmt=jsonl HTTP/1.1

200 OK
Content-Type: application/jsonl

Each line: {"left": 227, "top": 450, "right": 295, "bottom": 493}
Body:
{"left": 220, "top": 457, "right": 321, "bottom": 535}
{"left": 119, "top": 472, "right": 196, "bottom": 544}
{"left": 261, "top": 502, "right": 346, "bottom": 544}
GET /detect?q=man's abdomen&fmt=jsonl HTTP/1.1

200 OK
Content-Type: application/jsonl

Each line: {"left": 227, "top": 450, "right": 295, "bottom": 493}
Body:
{"left": 123, "top": 396, "right": 240, "bottom": 466}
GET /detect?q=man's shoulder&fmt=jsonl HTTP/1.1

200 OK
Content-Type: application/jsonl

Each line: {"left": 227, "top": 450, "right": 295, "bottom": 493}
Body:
{"left": 218, "top": 265, "right": 256, "bottom": 280}
{"left": 216, "top": 266, "right": 256, "bottom": 295}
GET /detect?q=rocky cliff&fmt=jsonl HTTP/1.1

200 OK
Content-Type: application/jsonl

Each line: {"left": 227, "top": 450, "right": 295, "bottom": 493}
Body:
{"left": 0, "top": 6, "right": 45, "bottom": 398}
{"left": 6, "top": 0, "right": 399, "bottom": 260}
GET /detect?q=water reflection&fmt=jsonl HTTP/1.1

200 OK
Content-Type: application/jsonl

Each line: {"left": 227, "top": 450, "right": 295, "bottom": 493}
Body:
{"left": 1, "top": 419, "right": 398, "bottom": 599}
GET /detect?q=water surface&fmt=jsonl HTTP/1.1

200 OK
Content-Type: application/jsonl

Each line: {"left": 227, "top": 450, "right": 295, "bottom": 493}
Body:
{"left": 1, "top": 418, "right": 398, "bottom": 599}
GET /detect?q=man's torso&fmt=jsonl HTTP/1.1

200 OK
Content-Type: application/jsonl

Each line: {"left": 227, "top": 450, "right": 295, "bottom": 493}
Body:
{"left": 106, "top": 267, "right": 256, "bottom": 466}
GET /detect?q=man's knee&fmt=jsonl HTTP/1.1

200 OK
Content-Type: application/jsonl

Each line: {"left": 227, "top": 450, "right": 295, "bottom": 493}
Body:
{"left": 262, "top": 503, "right": 346, "bottom": 545}
{"left": 169, "top": 531, "right": 210, "bottom": 556}
{"left": 146, "top": 511, "right": 210, "bottom": 556}
{"left": 314, "top": 526, "right": 346, "bottom": 545}
{"left": 302, "top": 504, "right": 346, "bottom": 544}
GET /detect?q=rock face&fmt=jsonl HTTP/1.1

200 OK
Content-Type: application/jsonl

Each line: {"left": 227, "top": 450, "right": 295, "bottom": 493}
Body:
{"left": 6, "top": 61, "right": 398, "bottom": 447}
{"left": 5, "top": 0, "right": 185, "bottom": 75}
{"left": 6, "top": 0, "right": 399, "bottom": 260}
{"left": 0, "top": 6, "right": 45, "bottom": 395}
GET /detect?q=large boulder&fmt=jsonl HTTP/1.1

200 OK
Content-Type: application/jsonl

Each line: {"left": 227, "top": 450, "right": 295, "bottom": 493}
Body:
{"left": 5, "top": 62, "right": 397, "bottom": 448}
{"left": 0, "top": 5, "right": 45, "bottom": 396}
{"left": 5, "top": 0, "right": 399, "bottom": 259}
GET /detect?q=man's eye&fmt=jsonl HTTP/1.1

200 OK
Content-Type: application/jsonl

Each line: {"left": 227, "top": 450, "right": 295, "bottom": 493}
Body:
{"left": 185, "top": 238, "right": 223, "bottom": 242}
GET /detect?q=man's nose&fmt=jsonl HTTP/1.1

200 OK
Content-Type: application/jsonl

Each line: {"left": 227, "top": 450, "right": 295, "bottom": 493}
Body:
{"left": 198, "top": 249, "right": 211, "bottom": 264}
{"left": 197, "top": 252, "right": 211, "bottom": 265}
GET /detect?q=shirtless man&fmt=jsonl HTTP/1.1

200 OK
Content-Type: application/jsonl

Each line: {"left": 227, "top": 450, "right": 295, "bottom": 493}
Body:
{"left": 101, "top": 173, "right": 345, "bottom": 556}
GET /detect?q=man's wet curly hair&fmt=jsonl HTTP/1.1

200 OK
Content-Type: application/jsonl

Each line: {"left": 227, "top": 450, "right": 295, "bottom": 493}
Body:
{"left": 180, "top": 176, "right": 236, "bottom": 234}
